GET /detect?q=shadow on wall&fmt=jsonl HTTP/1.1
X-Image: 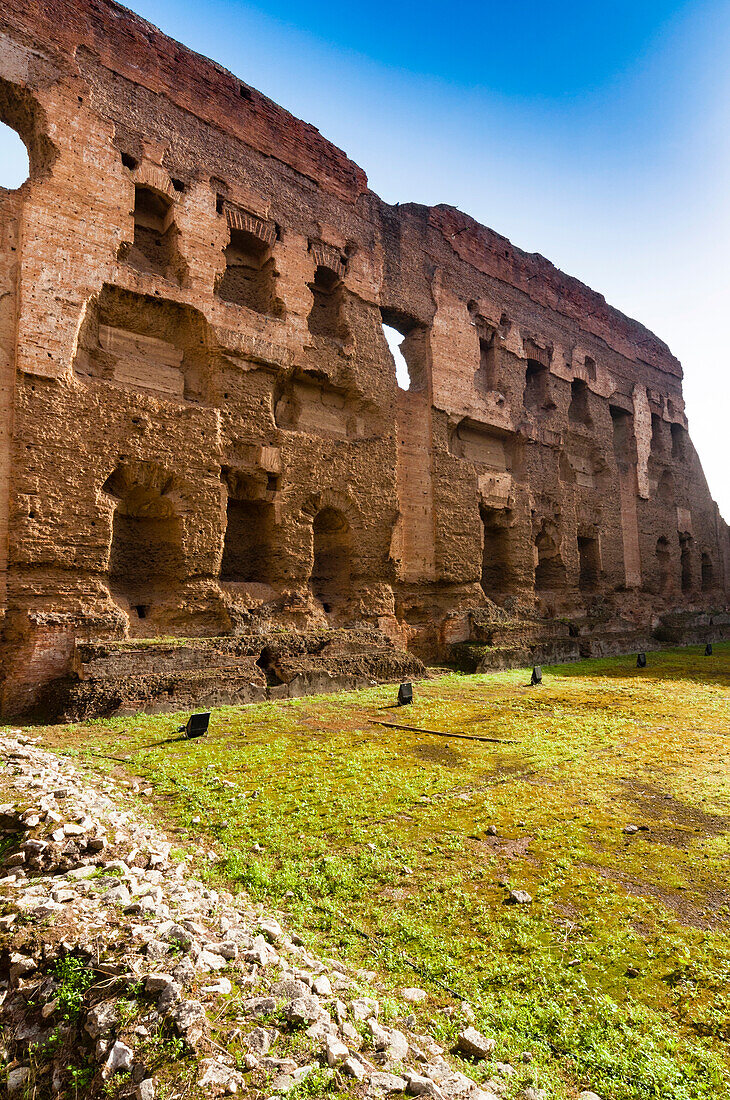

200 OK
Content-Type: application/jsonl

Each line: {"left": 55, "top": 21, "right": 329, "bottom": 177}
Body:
{"left": 480, "top": 505, "right": 512, "bottom": 599}
{"left": 120, "top": 184, "right": 187, "bottom": 285}
{"left": 308, "top": 264, "right": 349, "bottom": 340}
{"left": 311, "top": 507, "right": 351, "bottom": 614}
{"left": 215, "top": 207, "right": 285, "bottom": 319}
{"left": 103, "top": 462, "right": 183, "bottom": 629}
{"left": 535, "top": 521, "right": 567, "bottom": 591}
{"left": 220, "top": 468, "right": 275, "bottom": 585}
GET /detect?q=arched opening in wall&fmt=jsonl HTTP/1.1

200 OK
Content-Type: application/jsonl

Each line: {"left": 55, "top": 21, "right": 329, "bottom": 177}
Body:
{"left": 524, "top": 359, "right": 551, "bottom": 412}
{"left": 125, "top": 185, "right": 185, "bottom": 282}
{"left": 568, "top": 379, "right": 592, "bottom": 426}
{"left": 584, "top": 356, "right": 596, "bottom": 382}
{"left": 381, "top": 308, "right": 429, "bottom": 393}
{"left": 679, "top": 533, "right": 693, "bottom": 593}
{"left": 656, "top": 536, "right": 671, "bottom": 595}
{"left": 480, "top": 506, "right": 511, "bottom": 598}
{"left": 534, "top": 524, "right": 566, "bottom": 591}
{"left": 0, "top": 120, "right": 29, "bottom": 189}
{"left": 221, "top": 498, "right": 274, "bottom": 583}
{"left": 701, "top": 551, "right": 714, "bottom": 591}
{"left": 311, "top": 507, "right": 351, "bottom": 613}
{"left": 383, "top": 325, "right": 411, "bottom": 389}
{"left": 577, "top": 535, "right": 601, "bottom": 592}
{"left": 671, "top": 423, "right": 687, "bottom": 460}
{"left": 307, "top": 265, "right": 348, "bottom": 339}
{"left": 657, "top": 469, "right": 675, "bottom": 505}
{"left": 217, "top": 226, "right": 283, "bottom": 316}
{"left": 0, "top": 78, "right": 55, "bottom": 188}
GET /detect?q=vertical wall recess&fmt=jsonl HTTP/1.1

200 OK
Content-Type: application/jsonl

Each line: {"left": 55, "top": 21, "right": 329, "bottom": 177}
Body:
{"left": 610, "top": 404, "right": 642, "bottom": 588}
{"left": 534, "top": 521, "right": 567, "bottom": 592}
{"left": 311, "top": 507, "right": 351, "bottom": 613}
{"left": 0, "top": 191, "right": 20, "bottom": 613}
{"left": 382, "top": 310, "right": 435, "bottom": 582}
{"left": 103, "top": 463, "right": 183, "bottom": 633}
{"left": 216, "top": 201, "right": 284, "bottom": 317}
{"left": 480, "top": 506, "right": 512, "bottom": 598}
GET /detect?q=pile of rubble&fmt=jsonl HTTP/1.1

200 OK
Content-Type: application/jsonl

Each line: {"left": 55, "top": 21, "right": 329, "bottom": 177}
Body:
{"left": 0, "top": 733, "right": 601, "bottom": 1100}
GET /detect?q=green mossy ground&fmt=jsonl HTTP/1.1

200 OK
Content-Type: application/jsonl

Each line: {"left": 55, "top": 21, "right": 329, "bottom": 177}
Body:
{"left": 16, "top": 644, "right": 730, "bottom": 1099}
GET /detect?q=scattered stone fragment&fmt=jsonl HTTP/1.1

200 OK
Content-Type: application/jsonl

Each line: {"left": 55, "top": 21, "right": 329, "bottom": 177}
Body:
{"left": 203, "top": 976, "right": 233, "bottom": 996}
{"left": 199, "top": 948, "right": 227, "bottom": 971}
{"left": 104, "top": 883, "right": 132, "bottom": 906}
{"left": 135, "top": 1080, "right": 156, "bottom": 1100}
{"left": 455, "top": 1027, "right": 495, "bottom": 1060}
{"left": 103, "top": 1040, "right": 134, "bottom": 1078}
{"left": 623, "top": 824, "right": 639, "bottom": 835}
{"left": 352, "top": 996, "right": 379, "bottom": 1020}
{"left": 85, "top": 1000, "right": 119, "bottom": 1038}
{"left": 405, "top": 1071, "right": 445, "bottom": 1099}
{"left": 166, "top": 923, "right": 194, "bottom": 951}
{"left": 313, "top": 974, "right": 332, "bottom": 997}
{"left": 10, "top": 953, "right": 37, "bottom": 982}
{"left": 369, "top": 1017, "right": 392, "bottom": 1050}
{"left": 518, "top": 1089, "right": 547, "bottom": 1100}
{"left": 145, "top": 972, "right": 176, "bottom": 995}
{"left": 6, "top": 1067, "right": 30, "bottom": 1098}
{"left": 245, "top": 1027, "right": 274, "bottom": 1055}
{"left": 506, "top": 889, "right": 532, "bottom": 905}
{"left": 370, "top": 1071, "right": 408, "bottom": 1092}
{"left": 198, "top": 1057, "right": 245, "bottom": 1095}
{"left": 494, "top": 1062, "right": 515, "bottom": 1076}
{"left": 272, "top": 978, "right": 310, "bottom": 999}
{"left": 245, "top": 996, "right": 277, "bottom": 1017}
{"left": 401, "top": 987, "right": 427, "bottom": 1003}
{"left": 259, "top": 916, "right": 284, "bottom": 943}
{"left": 343, "top": 1056, "right": 366, "bottom": 1080}
{"left": 172, "top": 999, "right": 207, "bottom": 1046}
{"left": 578, "top": 1093, "right": 603, "bottom": 1100}
{"left": 324, "top": 1034, "right": 349, "bottom": 1066}
{"left": 287, "top": 995, "right": 321, "bottom": 1026}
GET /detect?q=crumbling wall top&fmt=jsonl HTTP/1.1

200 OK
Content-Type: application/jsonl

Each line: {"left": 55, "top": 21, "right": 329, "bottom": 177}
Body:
{"left": 426, "top": 205, "right": 681, "bottom": 378}
{"left": 1, "top": 0, "right": 368, "bottom": 203}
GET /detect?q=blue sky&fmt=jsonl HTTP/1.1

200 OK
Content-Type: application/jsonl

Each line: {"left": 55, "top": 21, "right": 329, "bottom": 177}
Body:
{"left": 2, "top": 0, "right": 729, "bottom": 516}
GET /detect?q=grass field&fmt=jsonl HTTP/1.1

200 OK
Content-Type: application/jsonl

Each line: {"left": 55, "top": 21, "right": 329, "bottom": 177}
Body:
{"left": 22, "top": 644, "right": 730, "bottom": 1099}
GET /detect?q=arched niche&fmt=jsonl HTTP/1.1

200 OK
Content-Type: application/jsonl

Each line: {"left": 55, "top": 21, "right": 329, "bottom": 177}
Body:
{"left": 102, "top": 462, "right": 184, "bottom": 626}
{"left": 310, "top": 507, "right": 352, "bottom": 614}
{"left": 534, "top": 521, "right": 567, "bottom": 591}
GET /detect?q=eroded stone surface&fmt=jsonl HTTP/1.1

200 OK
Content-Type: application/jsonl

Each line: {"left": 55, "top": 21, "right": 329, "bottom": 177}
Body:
{"left": 0, "top": 0, "right": 728, "bottom": 718}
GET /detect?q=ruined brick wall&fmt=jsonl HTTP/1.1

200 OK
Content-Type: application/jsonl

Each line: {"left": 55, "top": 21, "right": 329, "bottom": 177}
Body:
{"left": 1, "top": 0, "right": 728, "bottom": 711}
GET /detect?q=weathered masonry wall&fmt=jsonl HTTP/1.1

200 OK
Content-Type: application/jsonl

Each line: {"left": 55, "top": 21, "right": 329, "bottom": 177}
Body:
{"left": 0, "top": 0, "right": 728, "bottom": 715}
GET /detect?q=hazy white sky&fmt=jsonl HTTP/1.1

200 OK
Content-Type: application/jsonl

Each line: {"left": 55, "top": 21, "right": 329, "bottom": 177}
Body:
{"left": 1, "top": 0, "right": 728, "bottom": 517}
